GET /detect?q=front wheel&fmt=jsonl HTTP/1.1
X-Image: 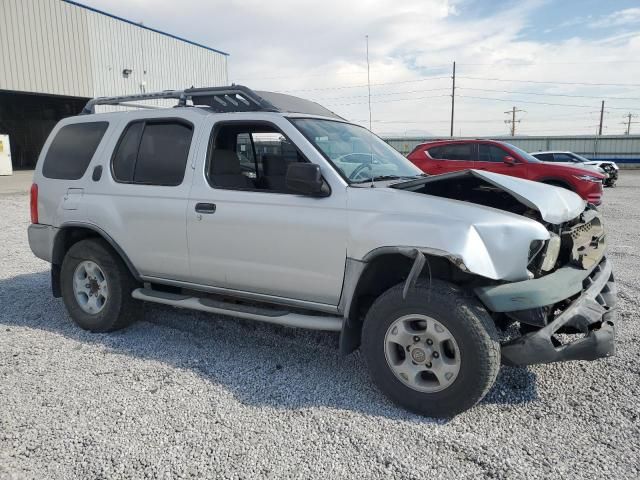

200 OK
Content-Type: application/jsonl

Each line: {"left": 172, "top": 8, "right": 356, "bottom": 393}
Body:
{"left": 361, "top": 280, "right": 500, "bottom": 417}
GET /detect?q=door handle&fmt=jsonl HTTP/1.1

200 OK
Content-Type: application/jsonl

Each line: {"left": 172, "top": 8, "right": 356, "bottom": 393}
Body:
{"left": 195, "top": 202, "right": 216, "bottom": 214}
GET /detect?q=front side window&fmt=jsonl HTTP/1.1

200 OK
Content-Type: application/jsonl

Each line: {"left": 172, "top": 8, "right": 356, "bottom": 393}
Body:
{"left": 534, "top": 153, "right": 554, "bottom": 162}
{"left": 112, "top": 120, "right": 193, "bottom": 186}
{"left": 478, "top": 144, "right": 509, "bottom": 163}
{"left": 207, "top": 123, "right": 308, "bottom": 193}
{"left": 42, "top": 122, "right": 108, "bottom": 179}
{"left": 291, "top": 118, "right": 422, "bottom": 183}
{"left": 554, "top": 153, "right": 577, "bottom": 163}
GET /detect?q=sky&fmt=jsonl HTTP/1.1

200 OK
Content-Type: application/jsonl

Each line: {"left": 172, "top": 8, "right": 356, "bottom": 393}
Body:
{"left": 80, "top": 0, "right": 640, "bottom": 137}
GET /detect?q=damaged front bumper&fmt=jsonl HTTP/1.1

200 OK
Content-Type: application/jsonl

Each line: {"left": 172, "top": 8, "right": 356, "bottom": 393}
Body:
{"left": 498, "top": 257, "right": 616, "bottom": 366}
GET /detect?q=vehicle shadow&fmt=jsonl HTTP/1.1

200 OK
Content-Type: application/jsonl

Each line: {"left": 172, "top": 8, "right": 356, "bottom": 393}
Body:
{"left": 0, "top": 271, "right": 538, "bottom": 422}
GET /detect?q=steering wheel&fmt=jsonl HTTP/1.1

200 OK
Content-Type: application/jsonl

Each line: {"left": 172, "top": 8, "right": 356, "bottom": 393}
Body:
{"left": 348, "top": 162, "right": 373, "bottom": 181}
{"left": 335, "top": 153, "right": 377, "bottom": 181}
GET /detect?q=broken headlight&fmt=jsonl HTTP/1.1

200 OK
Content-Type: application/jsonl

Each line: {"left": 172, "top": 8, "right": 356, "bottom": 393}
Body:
{"left": 573, "top": 174, "right": 602, "bottom": 183}
{"left": 541, "top": 233, "right": 561, "bottom": 272}
{"left": 528, "top": 240, "right": 545, "bottom": 265}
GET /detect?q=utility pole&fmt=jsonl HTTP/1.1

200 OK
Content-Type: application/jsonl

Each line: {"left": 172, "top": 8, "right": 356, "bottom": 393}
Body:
{"left": 504, "top": 106, "right": 524, "bottom": 136}
{"left": 365, "top": 35, "right": 372, "bottom": 131}
{"left": 598, "top": 100, "right": 605, "bottom": 136}
{"left": 450, "top": 61, "right": 456, "bottom": 137}
{"left": 621, "top": 113, "right": 639, "bottom": 135}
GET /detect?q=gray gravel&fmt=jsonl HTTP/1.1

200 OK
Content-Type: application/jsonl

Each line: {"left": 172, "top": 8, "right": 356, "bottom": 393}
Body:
{"left": 1, "top": 174, "right": 640, "bottom": 480}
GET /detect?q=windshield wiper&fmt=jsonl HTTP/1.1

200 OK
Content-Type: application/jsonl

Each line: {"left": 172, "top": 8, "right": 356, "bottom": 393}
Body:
{"left": 353, "top": 174, "right": 425, "bottom": 184}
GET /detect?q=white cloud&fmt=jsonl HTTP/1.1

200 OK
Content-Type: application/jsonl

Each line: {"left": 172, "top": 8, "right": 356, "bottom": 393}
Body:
{"left": 589, "top": 8, "right": 640, "bottom": 28}
{"left": 79, "top": 0, "right": 640, "bottom": 136}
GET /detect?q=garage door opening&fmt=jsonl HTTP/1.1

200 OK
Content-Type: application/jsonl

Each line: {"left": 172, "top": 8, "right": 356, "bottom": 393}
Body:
{"left": 0, "top": 90, "right": 89, "bottom": 170}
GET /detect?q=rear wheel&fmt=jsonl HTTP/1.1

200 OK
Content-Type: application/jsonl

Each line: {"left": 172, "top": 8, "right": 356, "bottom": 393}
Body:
{"left": 61, "top": 238, "right": 141, "bottom": 332}
{"left": 361, "top": 280, "right": 500, "bottom": 417}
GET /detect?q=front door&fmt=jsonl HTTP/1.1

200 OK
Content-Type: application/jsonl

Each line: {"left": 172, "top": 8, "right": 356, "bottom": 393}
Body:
{"left": 474, "top": 143, "right": 528, "bottom": 178}
{"left": 187, "top": 119, "right": 348, "bottom": 307}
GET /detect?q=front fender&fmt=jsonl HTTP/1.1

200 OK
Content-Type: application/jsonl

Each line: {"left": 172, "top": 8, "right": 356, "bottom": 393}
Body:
{"left": 347, "top": 187, "right": 550, "bottom": 282}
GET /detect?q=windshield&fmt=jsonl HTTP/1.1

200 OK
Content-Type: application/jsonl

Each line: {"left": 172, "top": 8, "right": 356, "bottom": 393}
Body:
{"left": 291, "top": 118, "right": 423, "bottom": 183}
{"left": 499, "top": 142, "right": 542, "bottom": 163}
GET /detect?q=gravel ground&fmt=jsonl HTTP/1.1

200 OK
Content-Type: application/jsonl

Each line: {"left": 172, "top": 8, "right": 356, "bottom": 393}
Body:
{"left": 1, "top": 174, "right": 639, "bottom": 479}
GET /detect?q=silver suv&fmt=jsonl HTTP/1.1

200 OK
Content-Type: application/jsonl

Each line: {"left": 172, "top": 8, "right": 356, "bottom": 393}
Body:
{"left": 28, "top": 86, "right": 617, "bottom": 417}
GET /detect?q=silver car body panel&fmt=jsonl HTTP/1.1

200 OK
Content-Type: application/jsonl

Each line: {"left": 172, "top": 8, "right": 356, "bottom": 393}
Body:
{"left": 346, "top": 183, "right": 551, "bottom": 282}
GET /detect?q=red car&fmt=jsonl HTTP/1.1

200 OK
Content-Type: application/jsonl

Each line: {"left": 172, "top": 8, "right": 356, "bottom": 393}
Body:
{"left": 407, "top": 139, "right": 605, "bottom": 205}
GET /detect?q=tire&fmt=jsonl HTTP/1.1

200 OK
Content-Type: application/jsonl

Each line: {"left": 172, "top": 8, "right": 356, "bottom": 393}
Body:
{"left": 361, "top": 280, "right": 500, "bottom": 418}
{"left": 60, "top": 238, "right": 141, "bottom": 332}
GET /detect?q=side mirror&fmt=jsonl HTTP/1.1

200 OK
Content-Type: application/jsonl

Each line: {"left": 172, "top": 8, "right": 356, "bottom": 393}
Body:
{"left": 286, "top": 163, "right": 327, "bottom": 196}
{"left": 503, "top": 156, "right": 517, "bottom": 166}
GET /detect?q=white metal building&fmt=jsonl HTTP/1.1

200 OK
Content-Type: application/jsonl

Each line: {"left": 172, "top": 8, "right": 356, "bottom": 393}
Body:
{"left": 0, "top": 0, "right": 229, "bottom": 169}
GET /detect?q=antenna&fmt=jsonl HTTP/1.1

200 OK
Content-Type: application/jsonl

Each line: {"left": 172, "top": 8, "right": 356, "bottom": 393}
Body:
{"left": 365, "top": 35, "right": 372, "bottom": 131}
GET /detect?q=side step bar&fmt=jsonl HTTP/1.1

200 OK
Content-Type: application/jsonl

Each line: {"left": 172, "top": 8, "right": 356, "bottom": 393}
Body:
{"left": 132, "top": 288, "right": 342, "bottom": 331}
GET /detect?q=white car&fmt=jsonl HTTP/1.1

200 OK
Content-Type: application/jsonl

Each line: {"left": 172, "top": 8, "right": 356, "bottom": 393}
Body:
{"left": 531, "top": 151, "right": 618, "bottom": 187}
{"left": 27, "top": 86, "right": 616, "bottom": 417}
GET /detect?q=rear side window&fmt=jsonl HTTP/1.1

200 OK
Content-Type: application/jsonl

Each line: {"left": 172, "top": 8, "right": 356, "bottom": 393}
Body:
{"left": 42, "top": 122, "right": 108, "bottom": 179}
{"left": 112, "top": 120, "right": 193, "bottom": 186}
{"left": 431, "top": 144, "right": 472, "bottom": 161}
{"left": 426, "top": 146, "right": 442, "bottom": 158}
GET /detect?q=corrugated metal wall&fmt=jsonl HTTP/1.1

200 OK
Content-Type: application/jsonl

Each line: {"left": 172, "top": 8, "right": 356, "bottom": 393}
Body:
{"left": 85, "top": 7, "right": 227, "bottom": 99}
{"left": 0, "top": 0, "right": 93, "bottom": 97}
{"left": 383, "top": 135, "right": 640, "bottom": 163}
{"left": 0, "top": 0, "right": 228, "bottom": 99}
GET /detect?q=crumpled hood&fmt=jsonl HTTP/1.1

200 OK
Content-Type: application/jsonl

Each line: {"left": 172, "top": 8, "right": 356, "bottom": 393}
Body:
{"left": 418, "top": 170, "right": 586, "bottom": 224}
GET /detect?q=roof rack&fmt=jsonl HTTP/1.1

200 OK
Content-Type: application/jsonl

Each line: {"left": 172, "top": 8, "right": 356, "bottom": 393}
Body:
{"left": 81, "top": 85, "right": 344, "bottom": 120}
{"left": 83, "top": 85, "right": 278, "bottom": 115}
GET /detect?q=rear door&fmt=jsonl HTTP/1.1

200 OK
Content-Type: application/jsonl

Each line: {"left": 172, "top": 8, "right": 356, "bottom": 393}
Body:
{"left": 87, "top": 113, "right": 198, "bottom": 280}
{"left": 474, "top": 142, "right": 528, "bottom": 178}
{"left": 428, "top": 143, "right": 474, "bottom": 173}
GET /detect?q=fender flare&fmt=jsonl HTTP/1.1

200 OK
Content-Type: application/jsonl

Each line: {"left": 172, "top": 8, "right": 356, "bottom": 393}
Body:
{"left": 337, "top": 246, "right": 468, "bottom": 355}
{"left": 53, "top": 222, "right": 141, "bottom": 281}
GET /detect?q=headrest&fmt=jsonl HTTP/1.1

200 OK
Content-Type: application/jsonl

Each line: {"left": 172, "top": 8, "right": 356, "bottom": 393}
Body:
{"left": 262, "top": 154, "right": 287, "bottom": 176}
{"left": 212, "top": 150, "right": 242, "bottom": 175}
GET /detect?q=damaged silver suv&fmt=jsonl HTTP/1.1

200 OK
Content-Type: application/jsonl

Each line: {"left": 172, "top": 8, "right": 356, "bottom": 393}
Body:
{"left": 28, "top": 86, "right": 616, "bottom": 417}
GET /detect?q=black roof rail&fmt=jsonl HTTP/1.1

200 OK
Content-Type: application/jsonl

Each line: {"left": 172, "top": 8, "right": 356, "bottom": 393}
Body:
{"left": 80, "top": 85, "right": 343, "bottom": 119}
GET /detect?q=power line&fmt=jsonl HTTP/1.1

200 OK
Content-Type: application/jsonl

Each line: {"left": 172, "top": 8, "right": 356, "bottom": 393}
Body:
{"left": 323, "top": 94, "right": 450, "bottom": 107}
{"left": 458, "top": 60, "right": 640, "bottom": 66}
{"left": 458, "top": 76, "right": 640, "bottom": 88}
{"left": 280, "top": 76, "right": 450, "bottom": 93}
{"left": 504, "top": 106, "right": 525, "bottom": 136}
{"left": 621, "top": 113, "right": 640, "bottom": 135}
{"left": 457, "top": 87, "right": 640, "bottom": 101}
{"left": 457, "top": 95, "right": 640, "bottom": 111}
{"left": 309, "top": 87, "right": 450, "bottom": 101}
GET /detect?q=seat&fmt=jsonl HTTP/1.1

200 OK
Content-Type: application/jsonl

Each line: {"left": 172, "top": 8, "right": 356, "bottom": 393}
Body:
{"left": 261, "top": 154, "right": 289, "bottom": 192}
{"left": 210, "top": 149, "right": 254, "bottom": 189}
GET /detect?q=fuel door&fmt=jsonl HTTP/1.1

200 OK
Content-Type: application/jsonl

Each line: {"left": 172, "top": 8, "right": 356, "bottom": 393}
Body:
{"left": 62, "top": 188, "right": 84, "bottom": 210}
